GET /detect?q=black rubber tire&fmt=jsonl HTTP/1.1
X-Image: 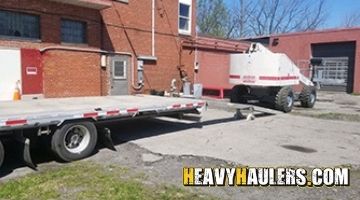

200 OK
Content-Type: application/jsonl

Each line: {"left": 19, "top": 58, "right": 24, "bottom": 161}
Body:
{"left": 299, "top": 86, "right": 317, "bottom": 108}
{"left": 51, "top": 121, "right": 98, "bottom": 162}
{"left": 275, "top": 86, "right": 294, "bottom": 113}
{"left": 0, "top": 140, "right": 4, "bottom": 169}
{"left": 230, "top": 85, "right": 248, "bottom": 103}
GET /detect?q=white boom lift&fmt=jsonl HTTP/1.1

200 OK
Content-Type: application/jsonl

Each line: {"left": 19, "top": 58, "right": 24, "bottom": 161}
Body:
{"left": 229, "top": 43, "right": 316, "bottom": 113}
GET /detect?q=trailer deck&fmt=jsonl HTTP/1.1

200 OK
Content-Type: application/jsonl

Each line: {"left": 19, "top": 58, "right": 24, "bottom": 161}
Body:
{"left": 0, "top": 95, "right": 206, "bottom": 131}
{"left": 0, "top": 95, "right": 206, "bottom": 169}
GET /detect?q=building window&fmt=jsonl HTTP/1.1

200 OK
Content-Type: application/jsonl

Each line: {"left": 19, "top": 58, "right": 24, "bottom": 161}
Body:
{"left": 61, "top": 19, "right": 87, "bottom": 44}
{"left": 113, "top": 60, "right": 127, "bottom": 79}
{"left": 179, "top": 0, "right": 191, "bottom": 35}
{"left": 0, "top": 10, "right": 40, "bottom": 39}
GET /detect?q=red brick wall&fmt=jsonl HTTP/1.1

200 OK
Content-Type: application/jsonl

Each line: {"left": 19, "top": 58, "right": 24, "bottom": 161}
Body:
{"left": 198, "top": 51, "right": 232, "bottom": 89}
{"left": 0, "top": 0, "right": 102, "bottom": 48}
{"left": 0, "top": 0, "right": 103, "bottom": 98}
{"left": 101, "top": 0, "right": 197, "bottom": 93}
{"left": 42, "top": 50, "right": 101, "bottom": 97}
{"left": 269, "top": 28, "right": 360, "bottom": 93}
{"left": 0, "top": 0, "right": 198, "bottom": 97}
{"left": 195, "top": 37, "right": 250, "bottom": 90}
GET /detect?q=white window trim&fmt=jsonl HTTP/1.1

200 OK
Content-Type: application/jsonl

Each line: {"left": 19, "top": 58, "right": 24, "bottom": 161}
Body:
{"left": 112, "top": 60, "right": 127, "bottom": 80}
{"left": 178, "top": 0, "right": 192, "bottom": 35}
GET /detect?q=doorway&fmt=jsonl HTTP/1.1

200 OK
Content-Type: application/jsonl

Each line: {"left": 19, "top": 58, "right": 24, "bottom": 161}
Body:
{"left": 312, "top": 57, "right": 349, "bottom": 91}
{"left": 109, "top": 55, "right": 129, "bottom": 96}
{"left": 311, "top": 42, "right": 355, "bottom": 93}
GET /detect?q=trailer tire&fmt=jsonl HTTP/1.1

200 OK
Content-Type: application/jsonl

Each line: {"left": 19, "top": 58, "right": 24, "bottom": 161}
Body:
{"left": 230, "top": 85, "right": 248, "bottom": 103}
{"left": 275, "top": 86, "right": 294, "bottom": 113}
{"left": 0, "top": 140, "right": 4, "bottom": 168}
{"left": 51, "top": 122, "right": 98, "bottom": 162}
{"left": 300, "top": 86, "right": 317, "bottom": 108}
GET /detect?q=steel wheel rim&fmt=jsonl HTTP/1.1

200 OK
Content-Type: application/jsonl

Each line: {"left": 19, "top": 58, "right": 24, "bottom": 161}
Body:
{"left": 64, "top": 125, "right": 91, "bottom": 154}
{"left": 310, "top": 93, "right": 316, "bottom": 104}
{"left": 287, "top": 95, "right": 294, "bottom": 108}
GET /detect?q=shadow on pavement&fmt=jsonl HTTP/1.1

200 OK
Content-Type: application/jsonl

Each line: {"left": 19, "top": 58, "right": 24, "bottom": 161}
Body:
{"left": 0, "top": 138, "right": 57, "bottom": 178}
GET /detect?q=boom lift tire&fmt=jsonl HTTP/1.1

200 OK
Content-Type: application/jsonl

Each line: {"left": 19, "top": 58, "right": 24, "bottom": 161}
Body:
{"left": 51, "top": 121, "right": 98, "bottom": 162}
{"left": 230, "top": 85, "right": 248, "bottom": 103}
{"left": 275, "top": 86, "right": 294, "bottom": 113}
{"left": 0, "top": 140, "right": 4, "bottom": 169}
{"left": 299, "top": 86, "right": 317, "bottom": 108}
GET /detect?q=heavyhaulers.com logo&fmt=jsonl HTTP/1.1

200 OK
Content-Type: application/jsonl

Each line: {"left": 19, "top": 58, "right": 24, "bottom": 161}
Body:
{"left": 183, "top": 167, "right": 349, "bottom": 187}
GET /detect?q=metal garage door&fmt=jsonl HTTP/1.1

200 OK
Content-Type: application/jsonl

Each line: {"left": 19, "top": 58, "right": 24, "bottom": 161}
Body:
{"left": 311, "top": 42, "right": 355, "bottom": 93}
{"left": 312, "top": 57, "right": 348, "bottom": 89}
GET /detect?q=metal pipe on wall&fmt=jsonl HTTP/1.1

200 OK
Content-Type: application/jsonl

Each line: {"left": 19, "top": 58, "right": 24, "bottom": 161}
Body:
{"left": 152, "top": 0, "right": 155, "bottom": 57}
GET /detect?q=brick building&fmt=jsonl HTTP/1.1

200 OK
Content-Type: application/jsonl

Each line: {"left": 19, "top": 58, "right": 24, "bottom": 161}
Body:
{"left": 197, "top": 28, "right": 360, "bottom": 95}
{"left": 260, "top": 28, "right": 360, "bottom": 93}
{"left": 0, "top": 0, "right": 197, "bottom": 100}
{"left": 183, "top": 36, "right": 249, "bottom": 98}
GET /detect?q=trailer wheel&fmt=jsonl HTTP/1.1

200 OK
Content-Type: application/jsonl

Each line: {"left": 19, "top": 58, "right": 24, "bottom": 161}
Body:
{"left": 51, "top": 122, "right": 98, "bottom": 162}
{"left": 230, "top": 85, "right": 248, "bottom": 103}
{"left": 300, "top": 86, "right": 317, "bottom": 108}
{"left": 0, "top": 140, "right": 4, "bottom": 168}
{"left": 275, "top": 86, "right": 294, "bottom": 113}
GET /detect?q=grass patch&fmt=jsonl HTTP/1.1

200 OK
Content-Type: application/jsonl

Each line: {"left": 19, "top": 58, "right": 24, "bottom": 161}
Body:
{"left": 352, "top": 93, "right": 360, "bottom": 96}
{"left": 291, "top": 112, "right": 360, "bottom": 122}
{"left": 0, "top": 162, "right": 214, "bottom": 200}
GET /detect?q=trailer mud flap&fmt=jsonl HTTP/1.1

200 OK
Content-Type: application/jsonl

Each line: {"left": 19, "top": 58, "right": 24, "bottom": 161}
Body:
{"left": 14, "top": 133, "right": 37, "bottom": 170}
{"left": 99, "top": 128, "right": 117, "bottom": 151}
{"left": 23, "top": 138, "right": 37, "bottom": 170}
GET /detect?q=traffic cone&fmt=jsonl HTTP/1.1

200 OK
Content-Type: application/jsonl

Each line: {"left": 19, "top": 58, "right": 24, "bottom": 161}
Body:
{"left": 13, "top": 81, "right": 21, "bottom": 101}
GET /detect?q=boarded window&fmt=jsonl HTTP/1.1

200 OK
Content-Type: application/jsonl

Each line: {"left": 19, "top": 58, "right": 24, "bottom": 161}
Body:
{"left": 0, "top": 10, "right": 40, "bottom": 39}
{"left": 61, "top": 19, "right": 87, "bottom": 44}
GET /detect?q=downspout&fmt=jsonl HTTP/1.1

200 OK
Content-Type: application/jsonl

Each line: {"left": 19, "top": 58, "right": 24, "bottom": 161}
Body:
{"left": 132, "top": 0, "right": 156, "bottom": 92}
{"left": 152, "top": 0, "right": 156, "bottom": 57}
{"left": 194, "top": 27, "right": 199, "bottom": 83}
{"left": 111, "top": 1, "right": 143, "bottom": 91}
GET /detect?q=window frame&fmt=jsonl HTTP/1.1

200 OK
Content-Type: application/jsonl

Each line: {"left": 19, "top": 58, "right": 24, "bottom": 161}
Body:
{"left": 0, "top": 9, "right": 41, "bottom": 40}
{"left": 112, "top": 60, "right": 127, "bottom": 80}
{"left": 178, "top": 0, "right": 192, "bottom": 35}
{"left": 61, "top": 18, "right": 87, "bottom": 44}
{"left": 115, "top": 0, "right": 129, "bottom": 3}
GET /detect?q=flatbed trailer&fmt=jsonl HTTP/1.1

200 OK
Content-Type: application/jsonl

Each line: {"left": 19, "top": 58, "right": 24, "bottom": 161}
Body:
{"left": 0, "top": 95, "right": 206, "bottom": 169}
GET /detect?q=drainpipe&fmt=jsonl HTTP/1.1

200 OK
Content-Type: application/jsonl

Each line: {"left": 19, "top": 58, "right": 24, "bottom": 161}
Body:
{"left": 194, "top": 27, "right": 199, "bottom": 83}
{"left": 151, "top": 0, "right": 156, "bottom": 57}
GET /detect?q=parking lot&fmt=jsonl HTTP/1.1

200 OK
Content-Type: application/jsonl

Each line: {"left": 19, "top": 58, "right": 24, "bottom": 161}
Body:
{"left": 1, "top": 92, "right": 360, "bottom": 199}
